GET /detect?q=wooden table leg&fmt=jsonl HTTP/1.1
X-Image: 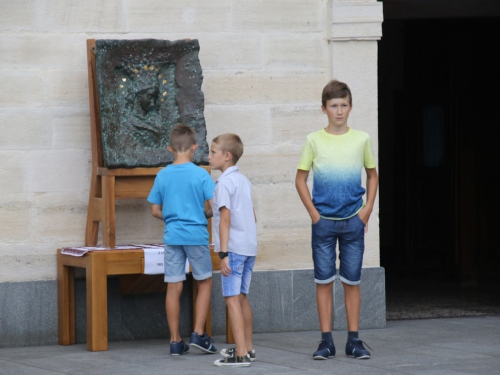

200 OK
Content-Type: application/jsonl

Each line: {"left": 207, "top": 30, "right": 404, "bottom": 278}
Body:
{"left": 57, "top": 250, "right": 75, "bottom": 345}
{"left": 86, "top": 252, "right": 108, "bottom": 351}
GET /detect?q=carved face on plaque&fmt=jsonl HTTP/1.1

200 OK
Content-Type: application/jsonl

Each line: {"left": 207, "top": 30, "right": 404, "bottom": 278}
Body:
{"left": 95, "top": 39, "right": 209, "bottom": 168}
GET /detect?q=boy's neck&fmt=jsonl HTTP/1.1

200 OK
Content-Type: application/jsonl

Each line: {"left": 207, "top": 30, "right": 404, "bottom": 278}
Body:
{"left": 219, "top": 162, "right": 236, "bottom": 174}
{"left": 172, "top": 152, "right": 193, "bottom": 165}
{"left": 325, "top": 123, "right": 349, "bottom": 135}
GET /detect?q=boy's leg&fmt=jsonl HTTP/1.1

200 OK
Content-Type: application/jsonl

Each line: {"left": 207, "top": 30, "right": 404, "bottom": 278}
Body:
{"left": 226, "top": 295, "right": 248, "bottom": 357}
{"left": 311, "top": 218, "right": 337, "bottom": 359}
{"left": 343, "top": 283, "right": 361, "bottom": 332}
{"left": 240, "top": 293, "right": 253, "bottom": 352}
{"left": 163, "top": 245, "right": 189, "bottom": 352}
{"left": 185, "top": 245, "right": 217, "bottom": 354}
{"left": 193, "top": 277, "right": 212, "bottom": 335}
{"left": 166, "top": 282, "right": 183, "bottom": 342}
{"left": 338, "top": 215, "right": 371, "bottom": 359}
{"left": 317, "top": 282, "right": 333, "bottom": 332}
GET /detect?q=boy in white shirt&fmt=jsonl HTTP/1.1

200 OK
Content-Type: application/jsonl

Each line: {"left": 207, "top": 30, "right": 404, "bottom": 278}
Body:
{"left": 209, "top": 133, "right": 257, "bottom": 367}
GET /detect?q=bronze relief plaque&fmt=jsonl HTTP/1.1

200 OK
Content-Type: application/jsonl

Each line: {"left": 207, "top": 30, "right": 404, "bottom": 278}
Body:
{"left": 95, "top": 39, "right": 208, "bottom": 168}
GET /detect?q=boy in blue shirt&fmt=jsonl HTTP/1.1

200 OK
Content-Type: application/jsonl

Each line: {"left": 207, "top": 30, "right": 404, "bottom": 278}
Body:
{"left": 148, "top": 124, "right": 217, "bottom": 356}
{"left": 209, "top": 133, "right": 257, "bottom": 367}
{"left": 295, "top": 80, "right": 379, "bottom": 360}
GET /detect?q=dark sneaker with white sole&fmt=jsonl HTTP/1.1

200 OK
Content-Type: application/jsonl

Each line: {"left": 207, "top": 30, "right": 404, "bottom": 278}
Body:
{"left": 220, "top": 347, "right": 256, "bottom": 362}
{"left": 313, "top": 339, "right": 336, "bottom": 359}
{"left": 345, "top": 338, "right": 372, "bottom": 359}
{"left": 189, "top": 332, "right": 217, "bottom": 354}
{"left": 170, "top": 340, "right": 189, "bottom": 356}
{"left": 214, "top": 353, "right": 252, "bottom": 367}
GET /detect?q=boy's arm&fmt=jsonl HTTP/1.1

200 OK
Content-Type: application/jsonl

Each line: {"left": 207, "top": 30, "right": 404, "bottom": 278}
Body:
{"left": 151, "top": 204, "right": 163, "bottom": 221}
{"left": 295, "top": 169, "right": 320, "bottom": 224}
{"left": 205, "top": 198, "right": 213, "bottom": 219}
{"left": 358, "top": 167, "right": 379, "bottom": 232}
{"left": 219, "top": 206, "right": 232, "bottom": 277}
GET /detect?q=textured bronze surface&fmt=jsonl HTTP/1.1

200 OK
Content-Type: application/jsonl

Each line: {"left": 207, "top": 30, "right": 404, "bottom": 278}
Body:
{"left": 95, "top": 39, "right": 208, "bottom": 168}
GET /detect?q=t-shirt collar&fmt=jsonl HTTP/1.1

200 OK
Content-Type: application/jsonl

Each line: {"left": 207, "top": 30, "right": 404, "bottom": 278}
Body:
{"left": 217, "top": 165, "right": 239, "bottom": 182}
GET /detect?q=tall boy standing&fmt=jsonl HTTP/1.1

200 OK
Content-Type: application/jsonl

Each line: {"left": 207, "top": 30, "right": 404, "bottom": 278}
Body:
{"left": 148, "top": 124, "right": 217, "bottom": 356}
{"left": 209, "top": 134, "right": 257, "bottom": 367}
{"left": 295, "top": 80, "right": 379, "bottom": 360}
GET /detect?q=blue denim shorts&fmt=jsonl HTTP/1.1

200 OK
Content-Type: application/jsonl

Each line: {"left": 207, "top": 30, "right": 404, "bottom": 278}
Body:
{"left": 221, "top": 252, "right": 256, "bottom": 297}
{"left": 311, "top": 215, "right": 365, "bottom": 285}
{"left": 164, "top": 245, "right": 212, "bottom": 283}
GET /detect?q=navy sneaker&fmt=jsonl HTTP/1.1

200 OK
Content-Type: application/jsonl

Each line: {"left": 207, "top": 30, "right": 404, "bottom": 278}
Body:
{"left": 345, "top": 338, "right": 372, "bottom": 359}
{"left": 189, "top": 332, "right": 217, "bottom": 354}
{"left": 170, "top": 340, "right": 189, "bottom": 356}
{"left": 313, "top": 339, "right": 336, "bottom": 360}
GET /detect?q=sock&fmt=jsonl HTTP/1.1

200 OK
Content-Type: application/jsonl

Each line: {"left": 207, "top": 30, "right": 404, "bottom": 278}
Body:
{"left": 321, "top": 331, "right": 333, "bottom": 343}
{"left": 348, "top": 331, "right": 359, "bottom": 341}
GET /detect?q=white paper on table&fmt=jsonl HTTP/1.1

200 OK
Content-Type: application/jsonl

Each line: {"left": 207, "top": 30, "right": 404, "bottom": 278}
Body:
{"left": 142, "top": 246, "right": 190, "bottom": 275}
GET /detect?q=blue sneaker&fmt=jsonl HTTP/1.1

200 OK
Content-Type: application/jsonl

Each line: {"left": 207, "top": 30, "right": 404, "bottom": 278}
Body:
{"left": 189, "top": 332, "right": 217, "bottom": 354}
{"left": 170, "top": 340, "right": 189, "bottom": 356}
{"left": 313, "top": 339, "right": 336, "bottom": 360}
{"left": 345, "top": 338, "right": 371, "bottom": 359}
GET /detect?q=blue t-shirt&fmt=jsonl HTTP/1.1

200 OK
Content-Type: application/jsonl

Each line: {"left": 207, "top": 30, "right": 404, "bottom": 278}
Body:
{"left": 147, "top": 163, "right": 215, "bottom": 245}
{"left": 297, "top": 128, "right": 376, "bottom": 219}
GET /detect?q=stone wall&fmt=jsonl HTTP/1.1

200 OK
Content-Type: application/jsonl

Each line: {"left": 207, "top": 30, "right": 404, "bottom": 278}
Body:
{"left": 0, "top": 0, "right": 382, "bottom": 281}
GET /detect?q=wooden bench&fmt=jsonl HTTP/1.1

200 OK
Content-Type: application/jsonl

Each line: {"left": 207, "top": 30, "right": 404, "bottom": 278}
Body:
{"left": 57, "top": 247, "right": 225, "bottom": 351}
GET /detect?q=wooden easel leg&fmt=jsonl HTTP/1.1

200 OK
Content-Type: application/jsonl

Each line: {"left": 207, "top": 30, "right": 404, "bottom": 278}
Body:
{"left": 85, "top": 173, "right": 100, "bottom": 247}
{"left": 58, "top": 250, "right": 75, "bottom": 345}
{"left": 86, "top": 253, "right": 108, "bottom": 351}
{"left": 101, "top": 175, "right": 116, "bottom": 248}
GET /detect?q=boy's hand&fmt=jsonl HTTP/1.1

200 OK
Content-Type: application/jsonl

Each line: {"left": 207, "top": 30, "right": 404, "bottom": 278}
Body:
{"left": 220, "top": 257, "right": 231, "bottom": 277}
{"left": 358, "top": 206, "right": 372, "bottom": 233}
{"left": 311, "top": 210, "right": 321, "bottom": 224}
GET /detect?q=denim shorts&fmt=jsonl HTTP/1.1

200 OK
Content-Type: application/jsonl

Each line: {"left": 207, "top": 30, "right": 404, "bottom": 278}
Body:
{"left": 164, "top": 245, "right": 212, "bottom": 283}
{"left": 221, "top": 252, "right": 256, "bottom": 297}
{"left": 311, "top": 215, "right": 365, "bottom": 285}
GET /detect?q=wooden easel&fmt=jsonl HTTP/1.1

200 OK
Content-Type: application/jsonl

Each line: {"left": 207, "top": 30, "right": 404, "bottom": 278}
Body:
{"left": 83, "top": 39, "right": 234, "bottom": 343}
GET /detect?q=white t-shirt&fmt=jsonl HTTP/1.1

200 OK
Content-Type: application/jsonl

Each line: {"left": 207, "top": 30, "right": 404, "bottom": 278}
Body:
{"left": 213, "top": 166, "right": 257, "bottom": 256}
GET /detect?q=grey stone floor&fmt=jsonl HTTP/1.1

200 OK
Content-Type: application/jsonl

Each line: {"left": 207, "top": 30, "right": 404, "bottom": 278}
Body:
{"left": 1, "top": 316, "right": 500, "bottom": 375}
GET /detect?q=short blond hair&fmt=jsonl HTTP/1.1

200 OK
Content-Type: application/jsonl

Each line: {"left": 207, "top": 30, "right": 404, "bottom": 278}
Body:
{"left": 212, "top": 133, "right": 244, "bottom": 164}
{"left": 170, "top": 124, "right": 196, "bottom": 152}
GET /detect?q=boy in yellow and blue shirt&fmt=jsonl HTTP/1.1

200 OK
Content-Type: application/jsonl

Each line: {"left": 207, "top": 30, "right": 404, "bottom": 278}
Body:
{"left": 295, "top": 79, "right": 378, "bottom": 360}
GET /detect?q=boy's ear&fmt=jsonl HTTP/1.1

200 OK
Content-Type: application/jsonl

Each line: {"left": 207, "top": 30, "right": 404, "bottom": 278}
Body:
{"left": 321, "top": 105, "right": 326, "bottom": 114}
{"left": 167, "top": 145, "right": 174, "bottom": 153}
{"left": 192, "top": 144, "right": 199, "bottom": 151}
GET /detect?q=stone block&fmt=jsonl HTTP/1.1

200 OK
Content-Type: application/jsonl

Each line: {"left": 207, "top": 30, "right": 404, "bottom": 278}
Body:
{"left": 25, "top": 150, "right": 87, "bottom": 192}
{"left": 270, "top": 105, "right": 326, "bottom": 146}
{"left": 204, "top": 105, "right": 270, "bottom": 148}
{"left": 127, "top": 1, "right": 231, "bottom": 33}
{"left": 233, "top": 0, "right": 323, "bottom": 32}
{"left": 0, "top": 109, "right": 52, "bottom": 150}
{"left": 0, "top": 253, "right": 56, "bottom": 283}
{"left": 0, "top": 1, "right": 37, "bottom": 31}
{"left": 237, "top": 154, "right": 298, "bottom": 184}
{"left": 199, "top": 34, "right": 264, "bottom": 70}
{"left": 46, "top": 71, "right": 88, "bottom": 107}
{"left": 0, "top": 71, "right": 45, "bottom": 107}
{"left": 203, "top": 71, "right": 327, "bottom": 105}
{"left": 32, "top": 192, "right": 88, "bottom": 243}
{"left": 52, "top": 108, "right": 91, "bottom": 150}
{"left": 0, "top": 153, "right": 27, "bottom": 193}
{"left": 254, "top": 183, "right": 307, "bottom": 230}
{"left": 39, "top": 0, "right": 126, "bottom": 32}
{"left": 265, "top": 34, "right": 328, "bottom": 69}
{"left": 291, "top": 269, "right": 318, "bottom": 331}
{"left": 0, "top": 34, "right": 87, "bottom": 70}
{"left": 0, "top": 193, "right": 34, "bottom": 243}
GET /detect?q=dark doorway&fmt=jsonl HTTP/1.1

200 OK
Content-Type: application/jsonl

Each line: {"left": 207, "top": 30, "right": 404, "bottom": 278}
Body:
{"left": 378, "top": 1, "right": 500, "bottom": 319}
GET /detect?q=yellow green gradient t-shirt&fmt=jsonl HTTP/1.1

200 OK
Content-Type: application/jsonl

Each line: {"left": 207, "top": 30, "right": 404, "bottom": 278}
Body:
{"left": 298, "top": 128, "right": 376, "bottom": 219}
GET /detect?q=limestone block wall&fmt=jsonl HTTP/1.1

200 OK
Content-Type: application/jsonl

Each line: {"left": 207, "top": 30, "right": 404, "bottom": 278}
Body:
{"left": 0, "top": 0, "right": 382, "bottom": 283}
